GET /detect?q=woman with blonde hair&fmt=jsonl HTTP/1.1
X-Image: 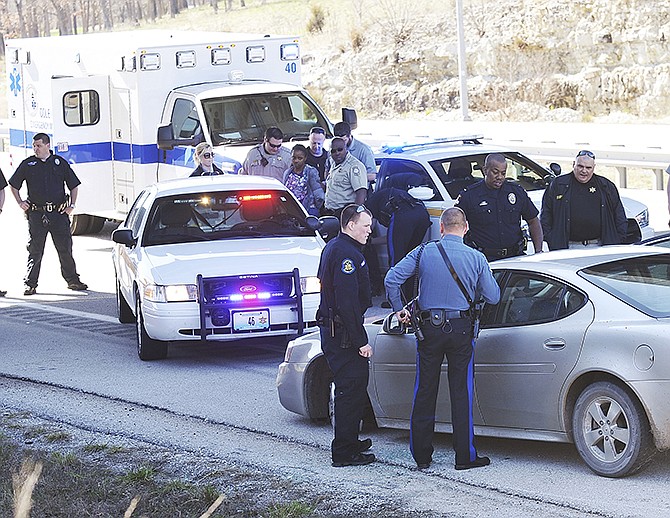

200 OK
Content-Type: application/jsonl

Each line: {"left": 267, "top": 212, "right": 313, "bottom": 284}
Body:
{"left": 190, "top": 143, "right": 224, "bottom": 176}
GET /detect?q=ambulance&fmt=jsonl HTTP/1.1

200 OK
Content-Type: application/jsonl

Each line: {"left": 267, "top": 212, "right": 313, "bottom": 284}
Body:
{"left": 6, "top": 30, "right": 354, "bottom": 233}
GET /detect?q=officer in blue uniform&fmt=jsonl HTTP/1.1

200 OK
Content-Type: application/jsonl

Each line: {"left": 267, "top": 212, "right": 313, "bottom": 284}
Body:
{"left": 455, "top": 153, "right": 543, "bottom": 261}
{"left": 317, "top": 204, "right": 375, "bottom": 467}
{"left": 366, "top": 186, "right": 431, "bottom": 267}
{"left": 9, "top": 133, "right": 88, "bottom": 295}
{"left": 384, "top": 207, "right": 500, "bottom": 470}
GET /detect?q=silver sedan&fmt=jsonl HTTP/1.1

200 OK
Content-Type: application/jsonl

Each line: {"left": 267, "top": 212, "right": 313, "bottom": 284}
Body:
{"left": 277, "top": 246, "right": 670, "bottom": 477}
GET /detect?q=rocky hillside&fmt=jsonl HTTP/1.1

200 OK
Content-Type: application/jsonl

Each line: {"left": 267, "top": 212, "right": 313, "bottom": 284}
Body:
{"left": 301, "top": 0, "right": 670, "bottom": 123}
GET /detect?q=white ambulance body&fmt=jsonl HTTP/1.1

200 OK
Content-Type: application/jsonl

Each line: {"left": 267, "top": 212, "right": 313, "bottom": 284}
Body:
{"left": 6, "top": 31, "right": 349, "bottom": 233}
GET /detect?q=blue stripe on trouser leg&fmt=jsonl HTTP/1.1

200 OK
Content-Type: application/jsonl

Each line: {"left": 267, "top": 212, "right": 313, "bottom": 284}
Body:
{"left": 445, "top": 324, "right": 476, "bottom": 465}
{"left": 388, "top": 213, "right": 397, "bottom": 265}
{"left": 466, "top": 343, "right": 476, "bottom": 462}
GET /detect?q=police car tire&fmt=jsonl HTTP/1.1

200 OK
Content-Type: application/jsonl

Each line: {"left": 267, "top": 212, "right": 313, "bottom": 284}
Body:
{"left": 135, "top": 291, "right": 168, "bottom": 361}
{"left": 116, "top": 279, "right": 134, "bottom": 324}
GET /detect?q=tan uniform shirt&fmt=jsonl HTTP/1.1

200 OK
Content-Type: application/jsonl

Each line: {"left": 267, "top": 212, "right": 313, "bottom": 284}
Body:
{"left": 325, "top": 153, "right": 367, "bottom": 211}
{"left": 241, "top": 144, "right": 292, "bottom": 182}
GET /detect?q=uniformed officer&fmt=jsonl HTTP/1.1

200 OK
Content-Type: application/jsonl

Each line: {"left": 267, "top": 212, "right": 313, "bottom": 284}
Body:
{"left": 323, "top": 137, "right": 368, "bottom": 218}
{"left": 0, "top": 169, "right": 7, "bottom": 297}
{"left": 455, "top": 153, "right": 543, "bottom": 261}
{"left": 9, "top": 132, "right": 88, "bottom": 295}
{"left": 317, "top": 204, "right": 375, "bottom": 467}
{"left": 366, "top": 186, "right": 431, "bottom": 267}
{"left": 384, "top": 208, "right": 500, "bottom": 470}
{"left": 333, "top": 121, "right": 376, "bottom": 185}
{"left": 240, "top": 126, "right": 291, "bottom": 182}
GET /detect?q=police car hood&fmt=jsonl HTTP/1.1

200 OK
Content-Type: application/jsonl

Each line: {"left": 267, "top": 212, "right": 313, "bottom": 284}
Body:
{"left": 139, "top": 236, "right": 322, "bottom": 284}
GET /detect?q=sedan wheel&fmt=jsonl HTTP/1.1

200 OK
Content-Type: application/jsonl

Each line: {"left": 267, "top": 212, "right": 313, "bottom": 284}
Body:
{"left": 135, "top": 292, "right": 168, "bottom": 361}
{"left": 572, "top": 381, "right": 655, "bottom": 477}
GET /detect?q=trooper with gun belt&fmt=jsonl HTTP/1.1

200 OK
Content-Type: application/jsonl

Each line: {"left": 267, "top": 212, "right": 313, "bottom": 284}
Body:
{"left": 384, "top": 207, "right": 500, "bottom": 471}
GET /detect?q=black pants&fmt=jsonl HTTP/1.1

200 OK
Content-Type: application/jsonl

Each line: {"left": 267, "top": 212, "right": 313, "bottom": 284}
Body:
{"left": 410, "top": 318, "right": 478, "bottom": 466}
{"left": 25, "top": 210, "right": 80, "bottom": 288}
{"left": 388, "top": 205, "right": 431, "bottom": 301}
{"left": 319, "top": 326, "right": 369, "bottom": 462}
{"left": 388, "top": 205, "right": 431, "bottom": 266}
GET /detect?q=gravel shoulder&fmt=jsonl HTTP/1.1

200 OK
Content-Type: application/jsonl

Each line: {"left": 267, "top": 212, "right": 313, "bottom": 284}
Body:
{"left": 0, "top": 376, "right": 610, "bottom": 518}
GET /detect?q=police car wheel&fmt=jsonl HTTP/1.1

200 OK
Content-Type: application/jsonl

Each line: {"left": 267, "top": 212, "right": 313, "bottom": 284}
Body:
{"left": 116, "top": 279, "right": 134, "bottom": 324}
{"left": 135, "top": 290, "right": 168, "bottom": 361}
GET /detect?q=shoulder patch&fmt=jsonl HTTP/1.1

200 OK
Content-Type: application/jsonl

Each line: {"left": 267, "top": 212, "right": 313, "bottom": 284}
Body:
{"left": 341, "top": 258, "right": 356, "bottom": 274}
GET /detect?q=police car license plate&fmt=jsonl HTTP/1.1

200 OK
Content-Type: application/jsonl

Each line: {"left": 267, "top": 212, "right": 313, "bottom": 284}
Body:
{"left": 232, "top": 309, "right": 270, "bottom": 332}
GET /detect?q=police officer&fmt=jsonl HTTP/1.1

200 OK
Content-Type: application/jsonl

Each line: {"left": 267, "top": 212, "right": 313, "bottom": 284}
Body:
{"left": 9, "top": 133, "right": 88, "bottom": 295}
{"left": 323, "top": 137, "right": 368, "bottom": 218}
{"left": 0, "top": 169, "right": 7, "bottom": 297}
{"left": 240, "top": 126, "right": 291, "bottom": 182}
{"left": 455, "top": 153, "right": 543, "bottom": 261}
{"left": 317, "top": 204, "right": 375, "bottom": 467}
{"left": 384, "top": 208, "right": 500, "bottom": 470}
{"left": 366, "top": 186, "right": 431, "bottom": 267}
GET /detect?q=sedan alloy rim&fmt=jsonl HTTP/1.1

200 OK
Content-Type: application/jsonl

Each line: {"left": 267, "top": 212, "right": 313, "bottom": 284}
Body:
{"left": 581, "top": 396, "right": 630, "bottom": 463}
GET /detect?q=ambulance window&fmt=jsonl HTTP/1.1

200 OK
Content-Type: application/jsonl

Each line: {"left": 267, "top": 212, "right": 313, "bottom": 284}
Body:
{"left": 171, "top": 99, "right": 201, "bottom": 139}
{"left": 63, "top": 90, "right": 100, "bottom": 127}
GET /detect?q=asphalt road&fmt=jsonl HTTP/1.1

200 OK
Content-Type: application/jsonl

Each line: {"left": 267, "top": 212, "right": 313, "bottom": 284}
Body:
{"left": 1, "top": 196, "right": 670, "bottom": 516}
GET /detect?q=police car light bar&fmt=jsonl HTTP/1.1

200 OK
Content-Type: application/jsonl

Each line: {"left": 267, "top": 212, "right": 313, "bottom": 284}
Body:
{"left": 379, "top": 135, "right": 484, "bottom": 154}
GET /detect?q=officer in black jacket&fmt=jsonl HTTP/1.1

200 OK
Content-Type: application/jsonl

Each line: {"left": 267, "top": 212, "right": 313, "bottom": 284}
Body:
{"left": 317, "top": 204, "right": 375, "bottom": 467}
{"left": 9, "top": 133, "right": 88, "bottom": 296}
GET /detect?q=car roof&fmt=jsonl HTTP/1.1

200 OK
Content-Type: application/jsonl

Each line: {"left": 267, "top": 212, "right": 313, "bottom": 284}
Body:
{"left": 492, "top": 245, "right": 669, "bottom": 271}
{"left": 149, "top": 174, "right": 286, "bottom": 197}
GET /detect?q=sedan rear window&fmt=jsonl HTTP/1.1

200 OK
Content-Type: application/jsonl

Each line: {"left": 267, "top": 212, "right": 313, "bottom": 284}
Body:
{"left": 143, "top": 190, "right": 314, "bottom": 246}
{"left": 580, "top": 254, "right": 670, "bottom": 318}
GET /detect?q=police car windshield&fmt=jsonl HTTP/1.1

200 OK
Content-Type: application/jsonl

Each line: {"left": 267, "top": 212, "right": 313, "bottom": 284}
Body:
{"left": 142, "top": 190, "right": 315, "bottom": 246}
{"left": 429, "top": 152, "right": 551, "bottom": 199}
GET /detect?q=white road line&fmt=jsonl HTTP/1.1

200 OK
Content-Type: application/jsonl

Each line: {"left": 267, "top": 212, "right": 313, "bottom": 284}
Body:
{"left": 0, "top": 300, "right": 118, "bottom": 323}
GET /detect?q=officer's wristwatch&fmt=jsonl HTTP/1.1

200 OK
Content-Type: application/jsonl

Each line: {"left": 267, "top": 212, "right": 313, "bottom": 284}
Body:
{"left": 69, "top": 204, "right": 75, "bottom": 209}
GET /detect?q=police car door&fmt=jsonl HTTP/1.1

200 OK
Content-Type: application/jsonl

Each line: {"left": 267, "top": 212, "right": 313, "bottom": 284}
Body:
{"left": 50, "top": 75, "right": 114, "bottom": 218}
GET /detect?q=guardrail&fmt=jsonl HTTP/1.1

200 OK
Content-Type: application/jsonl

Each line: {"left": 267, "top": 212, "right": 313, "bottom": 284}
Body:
{"left": 358, "top": 119, "right": 670, "bottom": 190}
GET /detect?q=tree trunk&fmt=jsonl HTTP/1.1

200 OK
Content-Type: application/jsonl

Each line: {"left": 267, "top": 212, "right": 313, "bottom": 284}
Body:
{"left": 13, "top": 0, "right": 26, "bottom": 37}
{"left": 99, "top": 0, "right": 113, "bottom": 30}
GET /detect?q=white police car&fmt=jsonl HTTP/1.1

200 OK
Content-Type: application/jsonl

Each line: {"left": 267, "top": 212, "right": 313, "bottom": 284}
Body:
{"left": 112, "top": 175, "right": 338, "bottom": 360}
{"left": 371, "top": 135, "right": 653, "bottom": 266}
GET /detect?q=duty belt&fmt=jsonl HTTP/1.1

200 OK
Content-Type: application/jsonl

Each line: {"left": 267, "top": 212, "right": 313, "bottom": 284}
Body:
{"left": 482, "top": 243, "right": 523, "bottom": 258}
{"left": 419, "top": 309, "right": 470, "bottom": 322}
{"left": 570, "top": 239, "right": 599, "bottom": 246}
{"left": 30, "top": 201, "right": 67, "bottom": 212}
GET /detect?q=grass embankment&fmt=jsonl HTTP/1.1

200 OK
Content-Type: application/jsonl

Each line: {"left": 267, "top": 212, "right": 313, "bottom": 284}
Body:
{"left": 0, "top": 411, "right": 318, "bottom": 518}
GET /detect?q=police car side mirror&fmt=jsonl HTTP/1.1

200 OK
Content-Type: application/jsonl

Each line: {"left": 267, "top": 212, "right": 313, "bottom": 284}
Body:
{"left": 112, "top": 228, "right": 137, "bottom": 247}
{"left": 549, "top": 162, "right": 561, "bottom": 176}
{"left": 317, "top": 216, "right": 340, "bottom": 241}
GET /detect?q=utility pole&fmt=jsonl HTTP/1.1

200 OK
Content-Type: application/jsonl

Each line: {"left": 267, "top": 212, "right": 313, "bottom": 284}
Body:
{"left": 456, "top": 0, "right": 470, "bottom": 121}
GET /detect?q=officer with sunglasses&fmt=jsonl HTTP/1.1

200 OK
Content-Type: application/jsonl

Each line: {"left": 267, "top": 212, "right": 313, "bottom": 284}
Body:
{"left": 323, "top": 137, "right": 368, "bottom": 219}
{"left": 541, "top": 149, "right": 627, "bottom": 250}
{"left": 241, "top": 126, "right": 291, "bottom": 182}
